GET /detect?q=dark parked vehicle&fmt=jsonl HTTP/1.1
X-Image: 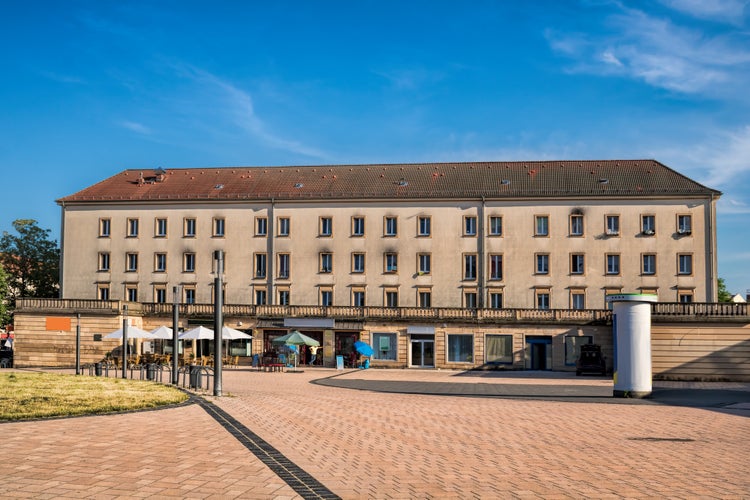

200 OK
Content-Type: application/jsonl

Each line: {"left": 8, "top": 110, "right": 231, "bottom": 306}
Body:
{"left": 576, "top": 344, "right": 606, "bottom": 376}
{"left": 0, "top": 345, "right": 13, "bottom": 368}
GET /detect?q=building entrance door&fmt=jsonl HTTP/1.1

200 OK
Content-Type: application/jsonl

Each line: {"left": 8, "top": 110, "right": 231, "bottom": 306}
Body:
{"left": 410, "top": 338, "right": 434, "bottom": 367}
{"left": 525, "top": 336, "right": 552, "bottom": 370}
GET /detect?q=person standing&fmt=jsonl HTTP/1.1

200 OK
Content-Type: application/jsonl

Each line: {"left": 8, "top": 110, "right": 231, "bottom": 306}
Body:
{"left": 309, "top": 345, "right": 319, "bottom": 366}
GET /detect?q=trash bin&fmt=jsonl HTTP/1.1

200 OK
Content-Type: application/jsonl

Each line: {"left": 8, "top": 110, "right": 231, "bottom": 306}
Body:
{"left": 146, "top": 363, "right": 156, "bottom": 380}
{"left": 95, "top": 362, "right": 103, "bottom": 376}
{"left": 189, "top": 365, "right": 202, "bottom": 388}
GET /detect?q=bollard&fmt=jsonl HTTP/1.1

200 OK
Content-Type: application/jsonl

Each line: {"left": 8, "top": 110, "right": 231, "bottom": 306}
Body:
{"left": 95, "top": 362, "right": 103, "bottom": 376}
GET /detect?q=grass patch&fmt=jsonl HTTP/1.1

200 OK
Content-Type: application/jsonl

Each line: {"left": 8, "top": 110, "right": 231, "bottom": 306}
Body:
{"left": 0, "top": 372, "right": 189, "bottom": 421}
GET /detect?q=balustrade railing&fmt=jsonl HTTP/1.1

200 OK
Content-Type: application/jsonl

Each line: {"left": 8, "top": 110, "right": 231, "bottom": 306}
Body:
{"left": 16, "top": 297, "right": 748, "bottom": 322}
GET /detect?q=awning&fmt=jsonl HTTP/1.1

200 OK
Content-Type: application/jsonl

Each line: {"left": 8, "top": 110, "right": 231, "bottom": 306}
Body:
{"left": 406, "top": 325, "right": 435, "bottom": 335}
{"left": 283, "top": 318, "right": 335, "bottom": 329}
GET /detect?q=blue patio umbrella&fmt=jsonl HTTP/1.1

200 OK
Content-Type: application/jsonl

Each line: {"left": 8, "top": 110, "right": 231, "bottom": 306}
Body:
{"left": 354, "top": 340, "right": 374, "bottom": 357}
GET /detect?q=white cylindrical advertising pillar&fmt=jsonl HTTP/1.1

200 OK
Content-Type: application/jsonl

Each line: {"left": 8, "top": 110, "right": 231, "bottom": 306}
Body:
{"left": 607, "top": 293, "right": 658, "bottom": 398}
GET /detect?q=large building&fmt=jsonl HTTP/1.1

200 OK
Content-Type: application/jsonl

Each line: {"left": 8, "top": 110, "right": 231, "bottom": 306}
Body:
{"left": 58, "top": 160, "right": 720, "bottom": 308}
{"left": 51, "top": 159, "right": 724, "bottom": 371}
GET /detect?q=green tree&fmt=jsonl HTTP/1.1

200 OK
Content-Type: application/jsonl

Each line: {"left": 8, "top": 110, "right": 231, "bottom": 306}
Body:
{"left": 0, "top": 263, "right": 9, "bottom": 326}
{"left": 0, "top": 219, "right": 60, "bottom": 310}
{"left": 717, "top": 277, "right": 732, "bottom": 302}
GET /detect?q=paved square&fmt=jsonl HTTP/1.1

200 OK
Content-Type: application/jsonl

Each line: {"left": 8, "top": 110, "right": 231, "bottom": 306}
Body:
{"left": 3, "top": 368, "right": 749, "bottom": 498}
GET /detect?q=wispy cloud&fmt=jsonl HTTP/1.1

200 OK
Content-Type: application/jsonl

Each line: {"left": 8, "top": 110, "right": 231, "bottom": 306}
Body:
{"left": 372, "top": 67, "right": 445, "bottom": 91}
{"left": 546, "top": 2, "right": 750, "bottom": 95}
{"left": 118, "top": 120, "right": 151, "bottom": 135}
{"left": 657, "top": 0, "right": 749, "bottom": 25}
{"left": 173, "top": 65, "right": 327, "bottom": 160}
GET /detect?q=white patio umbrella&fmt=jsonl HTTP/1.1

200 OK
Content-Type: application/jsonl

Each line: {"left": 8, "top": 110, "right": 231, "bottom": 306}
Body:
{"left": 221, "top": 326, "right": 252, "bottom": 340}
{"left": 104, "top": 326, "right": 155, "bottom": 339}
{"left": 178, "top": 325, "right": 251, "bottom": 340}
{"left": 150, "top": 326, "right": 175, "bottom": 339}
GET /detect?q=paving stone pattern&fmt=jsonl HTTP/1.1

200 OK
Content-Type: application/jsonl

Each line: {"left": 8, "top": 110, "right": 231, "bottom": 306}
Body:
{"left": 2, "top": 368, "right": 749, "bottom": 499}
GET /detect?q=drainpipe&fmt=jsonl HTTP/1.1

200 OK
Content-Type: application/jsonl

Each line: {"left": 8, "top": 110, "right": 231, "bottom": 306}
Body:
{"left": 268, "top": 198, "right": 275, "bottom": 304}
{"left": 707, "top": 194, "right": 718, "bottom": 301}
{"left": 478, "top": 196, "right": 486, "bottom": 308}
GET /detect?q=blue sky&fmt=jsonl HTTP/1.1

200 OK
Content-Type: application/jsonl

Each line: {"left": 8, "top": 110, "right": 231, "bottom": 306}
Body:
{"left": 1, "top": 0, "right": 749, "bottom": 296}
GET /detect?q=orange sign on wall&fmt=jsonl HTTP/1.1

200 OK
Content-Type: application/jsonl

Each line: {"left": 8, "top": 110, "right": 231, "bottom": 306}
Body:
{"left": 46, "top": 317, "right": 72, "bottom": 331}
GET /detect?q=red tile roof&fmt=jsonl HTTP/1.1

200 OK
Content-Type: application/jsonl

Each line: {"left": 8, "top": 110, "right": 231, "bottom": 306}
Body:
{"left": 57, "top": 160, "right": 720, "bottom": 203}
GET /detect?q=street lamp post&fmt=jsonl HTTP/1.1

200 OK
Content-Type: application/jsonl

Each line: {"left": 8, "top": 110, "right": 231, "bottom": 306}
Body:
{"left": 121, "top": 304, "right": 128, "bottom": 379}
{"left": 172, "top": 285, "right": 181, "bottom": 385}
{"left": 213, "top": 250, "right": 223, "bottom": 397}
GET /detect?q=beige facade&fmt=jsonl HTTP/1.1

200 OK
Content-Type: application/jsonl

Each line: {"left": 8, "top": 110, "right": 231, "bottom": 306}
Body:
{"left": 60, "top": 196, "right": 718, "bottom": 308}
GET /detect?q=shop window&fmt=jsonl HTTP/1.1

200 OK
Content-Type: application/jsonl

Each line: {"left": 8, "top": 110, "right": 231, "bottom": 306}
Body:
{"left": 486, "top": 334, "right": 513, "bottom": 363}
{"left": 565, "top": 335, "right": 592, "bottom": 365}
{"left": 447, "top": 334, "right": 474, "bottom": 363}
{"left": 372, "top": 332, "right": 397, "bottom": 361}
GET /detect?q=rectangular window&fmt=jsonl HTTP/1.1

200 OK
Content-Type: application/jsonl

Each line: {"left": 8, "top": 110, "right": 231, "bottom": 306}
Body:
{"left": 99, "top": 218, "right": 111, "bottom": 237}
{"left": 385, "top": 289, "right": 399, "bottom": 307}
{"left": 570, "top": 290, "right": 586, "bottom": 310}
{"left": 384, "top": 216, "right": 398, "bottom": 237}
{"left": 154, "top": 253, "right": 167, "bottom": 272}
{"left": 536, "top": 254, "right": 549, "bottom": 275}
{"left": 489, "top": 291, "right": 503, "bottom": 309}
{"left": 565, "top": 335, "right": 592, "bottom": 365}
{"left": 183, "top": 253, "right": 196, "bottom": 273}
{"left": 570, "top": 254, "right": 585, "bottom": 275}
{"left": 536, "top": 289, "right": 550, "bottom": 310}
{"left": 486, "top": 334, "right": 512, "bottom": 363}
{"left": 255, "top": 288, "right": 267, "bottom": 305}
{"left": 126, "top": 253, "right": 138, "bottom": 272}
{"left": 320, "top": 253, "right": 333, "bottom": 273}
{"left": 255, "top": 217, "right": 268, "bottom": 236}
{"left": 255, "top": 253, "right": 267, "bottom": 278}
{"left": 678, "top": 254, "right": 693, "bottom": 275}
{"left": 127, "top": 218, "right": 139, "bottom": 237}
{"left": 213, "top": 217, "right": 225, "bottom": 237}
{"left": 98, "top": 252, "right": 110, "bottom": 271}
{"left": 352, "top": 289, "right": 366, "bottom": 307}
{"left": 278, "top": 253, "right": 290, "bottom": 279}
{"left": 447, "top": 334, "right": 473, "bottom": 363}
{"left": 642, "top": 254, "right": 656, "bottom": 275}
{"left": 606, "top": 215, "right": 620, "bottom": 236}
{"left": 464, "top": 254, "right": 477, "bottom": 280}
{"left": 606, "top": 254, "right": 620, "bottom": 275}
{"left": 464, "top": 216, "right": 477, "bottom": 236}
{"left": 418, "top": 253, "right": 431, "bottom": 275}
{"left": 320, "top": 288, "right": 333, "bottom": 306}
{"left": 352, "top": 253, "right": 365, "bottom": 273}
{"left": 464, "top": 290, "right": 478, "bottom": 309}
{"left": 489, "top": 254, "right": 503, "bottom": 280}
{"left": 98, "top": 284, "right": 110, "bottom": 300}
{"left": 184, "top": 288, "right": 196, "bottom": 304}
{"left": 184, "top": 218, "right": 196, "bottom": 237}
{"left": 488, "top": 216, "right": 502, "bottom": 236}
{"left": 372, "top": 332, "right": 397, "bottom": 361}
{"left": 418, "top": 289, "right": 431, "bottom": 308}
{"left": 677, "top": 215, "right": 692, "bottom": 235}
{"left": 535, "top": 215, "right": 549, "bottom": 236}
{"left": 126, "top": 285, "right": 138, "bottom": 302}
{"left": 154, "top": 287, "right": 167, "bottom": 304}
{"left": 278, "top": 288, "right": 290, "bottom": 305}
{"left": 641, "top": 215, "right": 656, "bottom": 235}
{"left": 320, "top": 217, "right": 333, "bottom": 237}
{"left": 417, "top": 216, "right": 431, "bottom": 237}
{"left": 384, "top": 252, "right": 398, "bottom": 273}
{"left": 570, "top": 214, "right": 584, "bottom": 236}
{"left": 277, "top": 217, "right": 290, "bottom": 236}
{"left": 351, "top": 216, "right": 365, "bottom": 237}
{"left": 678, "top": 291, "right": 694, "bottom": 303}
{"left": 155, "top": 218, "right": 168, "bottom": 237}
